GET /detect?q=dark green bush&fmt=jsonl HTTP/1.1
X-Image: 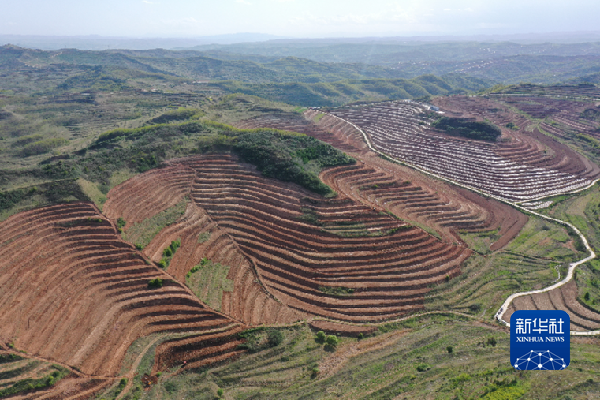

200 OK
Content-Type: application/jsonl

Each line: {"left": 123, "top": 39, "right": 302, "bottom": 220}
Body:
{"left": 148, "top": 278, "right": 163, "bottom": 289}
{"left": 316, "top": 331, "right": 326, "bottom": 343}
{"left": 325, "top": 335, "right": 339, "bottom": 347}
{"left": 432, "top": 117, "right": 501, "bottom": 141}
{"left": 267, "top": 329, "right": 284, "bottom": 347}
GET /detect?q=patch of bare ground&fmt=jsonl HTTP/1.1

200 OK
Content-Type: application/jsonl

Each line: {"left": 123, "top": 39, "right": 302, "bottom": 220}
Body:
{"left": 0, "top": 202, "right": 245, "bottom": 390}
{"left": 317, "top": 329, "right": 410, "bottom": 379}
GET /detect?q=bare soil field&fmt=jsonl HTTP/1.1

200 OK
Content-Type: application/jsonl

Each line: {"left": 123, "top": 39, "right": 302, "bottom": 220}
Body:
{"left": 324, "top": 99, "right": 599, "bottom": 202}
{"left": 0, "top": 202, "right": 246, "bottom": 397}
{"left": 106, "top": 154, "right": 472, "bottom": 322}
{"left": 236, "top": 111, "right": 526, "bottom": 248}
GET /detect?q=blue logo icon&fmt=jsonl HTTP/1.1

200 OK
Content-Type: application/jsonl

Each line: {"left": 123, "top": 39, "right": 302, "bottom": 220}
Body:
{"left": 510, "top": 310, "right": 570, "bottom": 370}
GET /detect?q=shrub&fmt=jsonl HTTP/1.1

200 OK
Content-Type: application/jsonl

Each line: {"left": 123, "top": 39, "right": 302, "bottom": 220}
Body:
{"left": 267, "top": 329, "right": 284, "bottom": 347}
{"left": 163, "top": 247, "right": 173, "bottom": 257}
{"left": 310, "top": 367, "right": 319, "bottom": 379}
{"left": 164, "top": 381, "right": 177, "bottom": 393}
{"left": 487, "top": 337, "right": 497, "bottom": 347}
{"left": 217, "top": 388, "right": 224, "bottom": 397}
{"left": 416, "top": 363, "right": 431, "bottom": 372}
{"left": 447, "top": 345, "right": 454, "bottom": 354}
{"left": 135, "top": 244, "right": 144, "bottom": 250}
{"left": 117, "top": 218, "right": 126, "bottom": 229}
{"left": 316, "top": 331, "right": 326, "bottom": 343}
{"left": 170, "top": 239, "right": 181, "bottom": 252}
{"left": 358, "top": 333, "right": 364, "bottom": 340}
{"left": 432, "top": 117, "right": 501, "bottom": 141}
{"left": 325, "top": 335, "right": 339, "bottom": 347}
{"left": 148, "top": 278, "right": 163, "bottom": 289}
{"left": 585, "top": 292, "right": 591, "bottom": 301}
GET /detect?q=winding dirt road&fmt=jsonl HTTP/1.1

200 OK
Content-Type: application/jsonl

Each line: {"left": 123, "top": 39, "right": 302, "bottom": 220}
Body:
{"left": 326, "top": 109, "right": 600, "bottom": 336}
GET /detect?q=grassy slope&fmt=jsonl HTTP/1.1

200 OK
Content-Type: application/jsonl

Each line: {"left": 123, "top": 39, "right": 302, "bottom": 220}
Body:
{"left": 0, "top": 95, "right": 355, "bottom": 220}
{"left": 122, "top": 315, "right": 600, "bottom": 400}
{"left": 429, "top": 216, "right": 582, "bottom": 320}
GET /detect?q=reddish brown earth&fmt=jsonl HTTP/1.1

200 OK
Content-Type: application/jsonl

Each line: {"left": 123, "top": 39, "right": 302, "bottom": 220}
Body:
{"left": 0, "top": 202, "right": 246, "bottom": 395}
{"left": 103, "top": 165, "right": 305, "bottom": 326}
{"left": 107, "top": 154, "right": 470, "bottom": 322}
{"left": 236, "top": 110, "right": 527, "bottom": 248}
{"left": 324, "top": 99, "right": 599, "bottom": 203}
{"left": 503, "top": 281, "right": 600, "bottom": 332}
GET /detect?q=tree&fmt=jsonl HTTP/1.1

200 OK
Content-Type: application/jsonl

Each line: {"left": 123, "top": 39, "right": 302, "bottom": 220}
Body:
{"left": 316, "top": 331, "right": 326, "bottom": 343}
{"left": 267, "top": 329, "right": 284, "bottom": 347}
{"left": 148, "top": 278, "right": 163, "bottom": 289}
{"left": 446, "top": 345, "right": 453, "bottom": 354}
{"left": 325, "top": 335, "right": 338, "bottom": 347}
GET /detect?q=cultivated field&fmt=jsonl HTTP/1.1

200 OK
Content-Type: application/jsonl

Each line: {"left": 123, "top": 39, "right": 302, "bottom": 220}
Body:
{"left": 0, "top": 202, "right": 246, "bottom": 397}
{"left": 236, "top": 110, "right": 527, "bottom": 248}
{"left": 325, "top": 99, "right": 599, "bottom": 203}
{"left": 106, "top": 154, "right": 471, "bottom": 323}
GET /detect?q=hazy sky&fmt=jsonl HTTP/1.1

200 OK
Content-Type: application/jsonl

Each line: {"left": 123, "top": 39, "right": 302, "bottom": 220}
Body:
{"left": 1, "top": 0, "right": 599, "bottom": 38}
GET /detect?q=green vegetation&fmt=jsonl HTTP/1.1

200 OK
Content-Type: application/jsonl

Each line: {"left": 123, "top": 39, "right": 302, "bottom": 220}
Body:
{"left": 575, "top": 260, "right": 600, "bottom": 313}
{"left": 238, "top": 327, "right": 286, "bottom": 353}
{"left": 134, "top": 315, "right": 600, "bottom": 399}
{"left": 297, "top": 207, "right": 322, "bottom": 226}
{"left": 185, "top": 257, "right": 233, "bottom": 311}
{"left": 581, "top": 108, "right": 600, "bottom": 122}
{"left": 197, "top": 231, "right": 211, "bottom": 243}
{"left": 122, "top": 199, "right": 187, "bottom": 248}
{"left": 436, "top": 216, "right": 582, "bottom": 318}
{"left": 432, "top": 116, "right": 501, "bottom": 141}
{"left": 0, "top": 356, "right": 69, "bottom": 398}
{"left": 315, "top": 331, "right": 326, "bottom": 343}
{"left": 148, "top": 108, "right": 205, "bottom": 124}
{"left": 147, "top": 278, "right": 163, "bottom": 289}
{"left": 325, "top": 335, "right": 339, "bottom": 349}
{"left": 92, "top": 120, "right": 354, "bottom": 197}
{"left": 21, "top": 137, "right": 68, "bottom": 156}
{"left": 158, "top": 239, "right": 181, "bottom": 269}
{"left": 318, "top": 286, "right": 355, "bottom": 297}
{"left": 211, "top": 75, "right": 489, "bottom": 107}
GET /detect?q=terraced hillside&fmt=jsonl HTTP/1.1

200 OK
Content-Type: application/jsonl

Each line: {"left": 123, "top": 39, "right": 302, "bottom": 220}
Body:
{"left": 106, "top": 154, "right": 472, "bottom": 322}
{"left": 236, "top": 111, "right": 526, "bottom": 249}
{"left": 327, "top": 99, "right": 600, "bottom": 203}
{"left": 502, "top": 282, "right": 600, "bottom": 332}
{"left": 103, "top": 163, "right": 306, "bottom": 326}
{"left": 0, "top": 202, "right": 246, "bottom": 397}
{"left": 489, "top": 93, "right": 600, "bottom": 159}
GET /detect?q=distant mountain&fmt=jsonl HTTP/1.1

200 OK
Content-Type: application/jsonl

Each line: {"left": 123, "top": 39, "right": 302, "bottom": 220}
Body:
{"left": 0, "top": 33, "right": 288, "bottom": 51}
{"left": 181, "top": 41, "right": 600, "bottom": 65}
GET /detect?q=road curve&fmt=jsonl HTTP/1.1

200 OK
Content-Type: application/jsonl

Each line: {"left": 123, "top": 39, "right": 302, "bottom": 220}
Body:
{"left": 324, "top": 109, "right": 600, "bottom": 336}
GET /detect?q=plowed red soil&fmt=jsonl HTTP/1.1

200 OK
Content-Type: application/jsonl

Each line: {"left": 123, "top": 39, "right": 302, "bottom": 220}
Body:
{"left": 0, "top": 202, "right": 245, "bottom": 382}
{"left": 236, "top": 110, "right": 526, "bottom": 248}
{"left": 107, "top": 154, "right": 472, "bottom": 322}
{"left": 503, "top": 281, "right": 600, "bottom": 332}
